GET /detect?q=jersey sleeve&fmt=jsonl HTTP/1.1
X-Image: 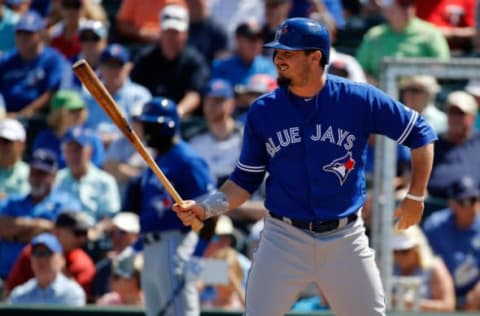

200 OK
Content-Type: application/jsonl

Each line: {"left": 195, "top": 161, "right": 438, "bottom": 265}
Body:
{"left": 366, "top": 87, "right": 438, "bottom": 148}
{"left": 229, "top": 109, "right": 268, "bottom": 194}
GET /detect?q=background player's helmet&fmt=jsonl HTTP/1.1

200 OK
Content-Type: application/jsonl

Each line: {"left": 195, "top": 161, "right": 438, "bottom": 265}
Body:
{"left": 264, "top": 17, "right": 330, "bottom": 65}
{"left": 137, "top": 97, "right": 179, "bottom": 141}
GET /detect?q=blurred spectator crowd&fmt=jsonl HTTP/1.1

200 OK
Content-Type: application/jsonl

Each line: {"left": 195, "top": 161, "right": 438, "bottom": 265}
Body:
{"left": 0, "top": 0, "right": 480, "bottom": 314}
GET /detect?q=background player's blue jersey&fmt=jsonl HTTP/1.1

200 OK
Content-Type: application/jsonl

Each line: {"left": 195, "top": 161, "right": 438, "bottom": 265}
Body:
{"left": 124, "top": 140, "right": 214, "bottom": 233}
{"left": 230, "top": 75, "right": 437, "bottom": 221}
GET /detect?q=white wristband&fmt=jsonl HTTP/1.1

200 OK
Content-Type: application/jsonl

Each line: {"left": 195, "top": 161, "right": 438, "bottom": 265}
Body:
{"left": 197, "top": 191, "right": 229, "bottom": 219}
{"left": 405, "top": 193, "right": 425, "bottom": 202}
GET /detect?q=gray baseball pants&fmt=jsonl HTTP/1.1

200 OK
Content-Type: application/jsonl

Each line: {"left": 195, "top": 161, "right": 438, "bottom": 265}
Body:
{"left": 142, "top": 230, "right": 199, "bottom": 316}
{"left": 244, "top": 215, "right": 386, "bottom": 316}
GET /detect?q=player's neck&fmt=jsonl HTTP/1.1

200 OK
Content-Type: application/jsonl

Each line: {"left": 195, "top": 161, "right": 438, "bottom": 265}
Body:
{"left": 289, "top": 71, "right": 326, "bottom": 98}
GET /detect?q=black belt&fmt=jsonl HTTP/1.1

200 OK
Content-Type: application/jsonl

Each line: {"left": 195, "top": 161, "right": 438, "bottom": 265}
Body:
{"left": 142, "top": 232, "right": 161, "bottom": 245}
{"left": 270, "top": 212, "right": 358, "bottom": 233}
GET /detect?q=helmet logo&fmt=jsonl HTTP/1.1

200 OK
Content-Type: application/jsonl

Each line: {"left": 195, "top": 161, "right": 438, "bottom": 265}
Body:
{"left": 275, "top": 24, "right": 288, "bottom": 41}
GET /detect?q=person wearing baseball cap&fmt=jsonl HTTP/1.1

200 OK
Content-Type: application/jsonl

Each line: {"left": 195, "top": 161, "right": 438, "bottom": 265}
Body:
{"left": 4, "top": 210, "right": 96, "bottom": 297}
{"left": 56, "top": 125, "right": 120, "bottom": 222}
{"left": 130, "top": 4, "right": 210, "bottom": 117}
{"left": 189, "top": 79, "right": 241, "bottom": 186}
{"left": 424, "top": 175, "right": 480, "bottom": 309}
{"left": 76, "top": 20, "right": 109, "bottom": 71}
{"left": 160, "top": 4, "right": 189, "bottom": 32}
{"left": 427, "top": 90, "right": 480, "bottom": 199}
{"left": 96, "top": 249, "right": 144, "bottom": 306}
{"left": 1, "top": 10, "right": 67, "bottom": 117}
{"left": 445, "top": 91, "right": 479, "bottom": 117}
{"left": 210, "top": 19, "right": 276, "bottom": 89}
{"left": 0, "top": 118, "right": 29, "bottom": 199}
{"left": 32, "top": 90, "right": 108, "bottom": 170}
{"left": 91, "top": 212, "right": 140, "bottom": 299}
{"left": 7, "top": 232, "right": 86, "bottom": 305}
{"left": 84, "top": 43, "right": 151, "bottom": 146}
{"left": 0, "top": 147, "right": 84, "bottom": 284}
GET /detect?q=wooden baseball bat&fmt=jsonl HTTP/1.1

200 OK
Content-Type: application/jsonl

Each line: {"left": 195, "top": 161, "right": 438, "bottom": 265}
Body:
{"left": 72, "top": 59, "right": 204, "bottom": 232}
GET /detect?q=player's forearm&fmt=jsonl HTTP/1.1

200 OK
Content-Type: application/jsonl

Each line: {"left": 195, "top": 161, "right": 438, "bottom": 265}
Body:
{"left": 103, "top": 160, "right": 141, "bottom": 182}
{"left": 18, "top": 91, "right": 53, "bottom": 118}
{"left": 220, "top": 180, "right": 251, "bottom": 212}
{"left": 177, "top": 91, "right": 201, "bottom": 117}
{"left": 0, "top": 216, "right": 53, "bottom": 240}
{"left": 419, "top": 298, "right": 455, "bottom": 312}
{"left": 408, "top": 143, "right": 434, "bottom": 196}
{"left": 229, "top": 200, "right": 267, "bottom": 221}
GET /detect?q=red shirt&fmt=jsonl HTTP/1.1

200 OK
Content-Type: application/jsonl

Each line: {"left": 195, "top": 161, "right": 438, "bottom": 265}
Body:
{"left": 50, "top": 33, "right": 82, "bottom": 60}
{"left": 415, "top": 0, "right": 476, "bottom": 28}
{"left": 5, "top": 245, "right": 95, "bottom": 295}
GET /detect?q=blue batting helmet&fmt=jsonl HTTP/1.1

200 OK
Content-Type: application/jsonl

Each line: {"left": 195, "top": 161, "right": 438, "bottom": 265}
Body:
{"left": 137, "top": 97, "right": 179, "bottom": 139}
{"left": 264, "top": 17, "right": 330, "bottom": 64}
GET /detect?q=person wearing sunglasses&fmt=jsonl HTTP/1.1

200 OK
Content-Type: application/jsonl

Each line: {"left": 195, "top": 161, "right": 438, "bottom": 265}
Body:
{"left": 6, "top": 232, "right": 86, "bottom": 305}
{"left": 423, "top": 175, "right": 480, "bottom": 310}
{"left": 399, "top": 75, "right": 447, "bottom": 135}
{"left": 4, "top": 211, "right": 95, "bottom": 299}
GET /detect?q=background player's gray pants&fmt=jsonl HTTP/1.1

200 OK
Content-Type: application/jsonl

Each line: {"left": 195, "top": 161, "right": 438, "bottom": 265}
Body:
{"left": 245, "top": 215, "right": 386, "bottom": 316}
{"left": 142, "top": 230, "right": 199, "bottom": 316}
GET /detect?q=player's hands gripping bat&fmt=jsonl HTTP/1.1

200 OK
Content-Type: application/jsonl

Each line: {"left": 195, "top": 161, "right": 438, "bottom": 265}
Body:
{"left": 72, "top": 59, "right": 204, "bottom": 232}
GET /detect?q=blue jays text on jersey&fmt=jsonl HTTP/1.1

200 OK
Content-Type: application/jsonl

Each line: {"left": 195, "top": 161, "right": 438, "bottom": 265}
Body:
{"left": 229, "top": 75, "right": 437, "bottom": 222}
{"left": 266, "top": 124, "right": 356, "bottom": 157}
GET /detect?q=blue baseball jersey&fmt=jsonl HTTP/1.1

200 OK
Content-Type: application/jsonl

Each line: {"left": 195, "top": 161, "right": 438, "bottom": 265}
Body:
{"left": 423, "top": 209, "right": 480, "bottom": 297}
{"left": 0, "top": 47, "right": 67, "bottom": 112}
{"left": 124, "top": 140, "right": 214, "bottom": 233}
{"left": 230, "top": 75, "right": 437, "bottom": 221}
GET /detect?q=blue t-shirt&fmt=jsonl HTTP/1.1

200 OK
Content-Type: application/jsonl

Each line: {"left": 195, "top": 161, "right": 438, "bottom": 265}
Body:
{"left": 0, "top": 192, "right": 81, "bottom": 278}
{"left": 124, "top": 141, "right": 214, "bottom": 233}
{"left": 428, "top": 132, "right": 480, "bottom": 199}
{"left": 211, "top": 54, "right": 276, "bottom": 87}
{"left": 0, "top": 46, "right": 67, "bottom": 112}
{"left": 423, "top": 209, "right": 480, "bottom": 296}
{"left": 230, "top": 75, "right": 437, "bottom": 221}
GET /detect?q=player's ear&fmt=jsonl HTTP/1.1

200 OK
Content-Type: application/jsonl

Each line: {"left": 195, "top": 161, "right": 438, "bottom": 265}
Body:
{"left": 310, "top": 50, "right": 322, "bottom": 66}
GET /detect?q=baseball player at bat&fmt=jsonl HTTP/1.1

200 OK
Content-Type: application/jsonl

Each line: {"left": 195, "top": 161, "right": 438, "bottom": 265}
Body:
{"left": 173, "top": 17, "right": 437, "bottom": 316}
{"left": 123, "top": 97, "right": 214, "bottom": 316}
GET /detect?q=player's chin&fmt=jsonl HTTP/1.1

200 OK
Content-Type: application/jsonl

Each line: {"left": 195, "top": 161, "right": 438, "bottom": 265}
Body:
{"left": 277, "top": 75, "right": 292, "bottom": 87}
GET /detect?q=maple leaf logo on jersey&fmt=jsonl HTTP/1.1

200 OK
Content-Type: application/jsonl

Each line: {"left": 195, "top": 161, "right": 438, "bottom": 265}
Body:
{"left": 322, "top": 152, "right": 356, "bottom": 185}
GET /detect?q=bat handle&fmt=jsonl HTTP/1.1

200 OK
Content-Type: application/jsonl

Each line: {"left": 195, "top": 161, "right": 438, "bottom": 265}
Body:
{"left": 191, "top": 218, "right": 204, "bottom": 232}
